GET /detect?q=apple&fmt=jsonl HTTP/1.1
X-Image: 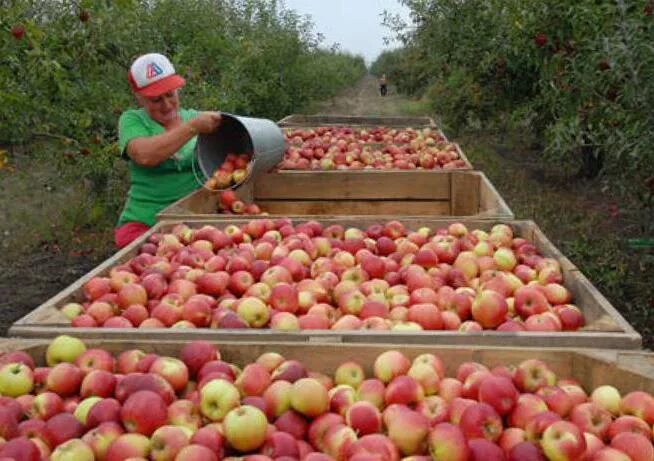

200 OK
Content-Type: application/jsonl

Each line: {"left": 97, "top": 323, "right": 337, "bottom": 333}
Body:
{"left": 74, "top": 396, "right": 103, "bottom": 425}
{"left": 508, "top": 441, "right": 547, "bottom": 461}
{"left": 384, "top": 406, "right": 430, "bottom": 455}
{"left": 619, "top": 391, "right": 654, "bottom": 424}
{"left": 175, "top": 444, "right": 218, "bottom": 461}
{"left": 471, "top": 290, "right": 508, "bottom": 329}
{"left": 46, "top": 335, "right": 87, "bottom": 366}
{"left": 322, "top": 423, "right": 358, "bottom": 460}
{"left": 385, "top": 375, "right": 424, "bottom": 406}
{"left": 81, "top": 422, "right": 123, "bottom": 460}
{"left": 291, "top": 378, "right": 329, "bottom": 417}
{"left": 105, "top": 433, "right": 151, "bottom": 461}
{"left": 120, "top": 390, "right": 168, "bottom": 436}
{"left": 44, "top": 412, "right": 84, "bottom": 447}
{"left": 0, "top": 363, "right": 34, "bottom": 397}
{"left": 467, "top": 438, "right": 505, "bottom": 461}
{"left": 50, "top": 439, "right": 95, "bottom": 461}
{"left": 334, "top": 361, "right": 365, "bottom": 388}
{"left": 46, "top": 362, "right": 83, "bottom": 397}
{"left": 329, "top": 385, "right": 357, "bottom": 416}
{"left": 607, "top": 415, "right": 652, "bottom": 440}
{"left": 237, "top": 297, "right": 270, "bottom": 327}
{"left": 478, "top": 375, "right": 519, "bottom": 416}
{"left": 373, "top": 350, "right": 411, "bottom": 383}
{"left": 86, "top": 398, "right": 122, "bottom": 428}
{"left": 0, "top": 437, "right": 41, "bottom": 461}
{"left": 428, "top": 422, "right": 470, "bottom": 461}
{"left": 200, "top": 379, "right": 240, "bottom": 422}
{"left": 539, "top": 420, "right": 587, "bottom": 460}
{"left": 591, "top": 385, "right": 622, "bottom": 416}
{"left": 150, "top": 424, "right": 191, "bottom": 460}
{"left": 591, "top": 447, "right": 634, "bottom": 461}
{"left": 570, "top": 402, "right": 613, "bottom": 441}
{"left": 536, "top": 385, "right": 573, "bottom": 417}
{"left": 610, "top": 432, "right": 654, "bottom": 461}
{"left": 149, "top": 357, "right": 189, "bottom": 393}
{"left": 514, "top": 359, "right": 556, "bottom": 392}
{"left": 272, "top": 359, "right": 308, "bottom": 383}
{"left": 223, "top": 405, "right": 268, "bottom": 452}
{"left": 459, "top": 402, "right": 503, "bottom": 442}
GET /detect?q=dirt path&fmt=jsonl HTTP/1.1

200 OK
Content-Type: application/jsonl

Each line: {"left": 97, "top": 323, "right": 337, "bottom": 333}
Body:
{"left": 313, "top": 74, "right": 416, "bottom": 116}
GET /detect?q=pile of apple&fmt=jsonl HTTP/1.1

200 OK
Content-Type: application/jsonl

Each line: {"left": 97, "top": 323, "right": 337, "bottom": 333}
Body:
{"left": 0, "top": 335, "right": 653, "bottom": 461}
{"left": 284, "top": 126, "right": 447, "bottom": 145}
{"left": 216, "top": 191, "right": 263, "bottom": 216}
{"left": 61, "top": 219, "right": 586, "bottom": 332}
{"left": 279, "top": 143, "right": 466, "bottom": 171}
{"left": 204, "top": 153, "right": 252, "bottom": 190}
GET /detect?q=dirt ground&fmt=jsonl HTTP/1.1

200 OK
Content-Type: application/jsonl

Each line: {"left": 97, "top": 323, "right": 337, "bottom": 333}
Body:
{"left": 1, "top": 75, "right": 650, "bottom": 348}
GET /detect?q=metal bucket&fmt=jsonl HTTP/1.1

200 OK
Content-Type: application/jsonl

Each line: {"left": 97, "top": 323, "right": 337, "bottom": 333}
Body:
{"left": 195, "top": 113, "right": 286, "bottom": 188}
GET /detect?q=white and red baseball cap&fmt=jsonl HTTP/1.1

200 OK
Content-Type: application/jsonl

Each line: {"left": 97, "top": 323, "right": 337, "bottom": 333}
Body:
{"left": 128, "top": 53, "right": 186, "bottom": 97}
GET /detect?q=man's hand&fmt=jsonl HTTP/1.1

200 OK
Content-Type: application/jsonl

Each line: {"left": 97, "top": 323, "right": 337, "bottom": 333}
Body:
{"left": 190, "top": 111, "right": 222, "bottom": 134}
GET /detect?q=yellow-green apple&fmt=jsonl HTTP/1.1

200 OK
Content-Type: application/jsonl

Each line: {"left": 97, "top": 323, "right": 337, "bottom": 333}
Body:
{"left": 468, "top": 438, "right": 506, "bottom": 461}
{"left": 610, "top": 432, "right": 653, "bottom": 461}
{"left": 74, "top": 396, "right": 102, "bottom": 425}
{"left": 46, "top": 335, "right": 87, "bottom": 366}
{"left": 478, "top": 375, "right": 519, "bottom": 416}
{"left": 337, "top": 290, "right": 366, "bottom": 316}
{"left": 82, "top": 421, "right": 125, "bottom": 460}
{"left": 149, "top": 357, "right": 189, "bottom": 393}
{"left": 235, "top": 363, "right": 271, "bottom": 397}
{"left": 199, "top": 379, "right": 240, "bottom": 422}
{"left": 459, "top": 402, "right": 503, "bottom": 442}
{"left": 50, "top": 438, "right": 95, "bottom": 461}
{"left": 346, "top": 433, "right": 400, "bottom": 461}
{"left": 236, "top": 297, "right": 270, "bottom": 327}
{"left": 407, "top": 362, "right": 440, "bottom": 396}
{"left": 46, "top": 362, "right": 83, "bottom": 397}
{"left": 180, "top": 341, "right": 218, "bottom": 378}
{"left": 590, "top": 385, "right": 622, "bottom": 416}
{"left": 44, "top": 412, "right": 84, "bottom": 447}
{"left": 493, "top": 247, "right": 517, "bottom": 271}
{"left": 471, "top": 290, "right": 508, "bottom": 329}
{"left": 0, "top": 362, "right": 34, "bottom": 397}
{"left": 428, "top": 422, "right": 470, "bottom": 461}
{"left": 541, "top": 420, "right": 587, "bottom": 461}
{"left": 619, "top": 391, "right": 654, "bottom": 424}
{"left": 61, "top": 302, "right": 84, "bottom": 320}
{"left": 514, "top": 359, "right": 557, "bottom": 392}
{"left": 373, "top": 350, "right": 411, "bottom": 383}
{"left": 223, "top": 405, "right": 268, "bottom": 453}
{"left": 291, "top": 378, "right": 329, "bottom": 417}
{"left": 322, "top": 423, "right": 358, "bottom": 461}
{"left": 167, "top": 399, "right": 202, "bottom": 433}
{"left": 149, "top": 424, "right": 190, "bottom": 461}
{"left": 87, "top": 398, "right": 122, "bottom": 428}
{"left": 570, "top": 402, "right": 613, "bottom": 440}
{"left": 105, "top": 433, "right": 151, "bottom": 461}
{"left": 607, "top": 415, "right": 652, "bottom": 440}
{"left": 536, "top": 385, "right": 573, "bottom": 417}
{"left": 334, "top": 361, "right": 365, "bottom": 388}
{"left": 120, "top": 390, "right": 167, "bottom": 436}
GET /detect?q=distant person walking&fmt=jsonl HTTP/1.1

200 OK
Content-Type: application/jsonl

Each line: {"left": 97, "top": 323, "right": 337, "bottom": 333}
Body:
{"left": 379, "top": 74, "right": 388, "bottom": 96}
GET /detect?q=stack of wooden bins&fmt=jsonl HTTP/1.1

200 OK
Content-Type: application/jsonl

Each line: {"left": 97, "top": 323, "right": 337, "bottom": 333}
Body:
{"left": 4, "top": 115, "right": 651, "bottom": 456}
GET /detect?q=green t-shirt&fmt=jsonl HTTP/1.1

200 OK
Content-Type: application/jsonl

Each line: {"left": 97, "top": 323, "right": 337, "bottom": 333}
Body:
{"left": 117, "top": 108, "right": 201, "bottom": 227}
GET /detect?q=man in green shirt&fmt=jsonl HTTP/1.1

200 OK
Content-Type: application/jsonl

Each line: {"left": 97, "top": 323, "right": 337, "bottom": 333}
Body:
{"left": 115, "top": 53, "right": 222, "bottom": 248}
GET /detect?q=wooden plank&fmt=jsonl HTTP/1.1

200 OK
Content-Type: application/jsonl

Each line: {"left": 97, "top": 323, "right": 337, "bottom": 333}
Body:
{"left": 1, "top": 339, "right": 652, "bottom": 393}
{"left": 450, "top": 171, "right": 480, "bottom": 216}
{"left": 277, "top": 114, "right": 437, "bottom": 127}
{"left": 256, "top": 200, "right": 452, "bottom": 216}
{"left": 254, "top": 171, "right": 452, "bottom": 200}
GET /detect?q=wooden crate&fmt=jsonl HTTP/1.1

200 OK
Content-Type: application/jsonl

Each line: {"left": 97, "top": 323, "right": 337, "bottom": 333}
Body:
{"left": 9, "top": 218, "right": 640, "bottom": 349}
{"left": 1, "top": 339, "right": 653, "bottom": 394}
{"left": 158, "top": 170, "right": 506, "bottom": 220}
{"left": 277, "top": 114, "right": 438, "bottom": 128}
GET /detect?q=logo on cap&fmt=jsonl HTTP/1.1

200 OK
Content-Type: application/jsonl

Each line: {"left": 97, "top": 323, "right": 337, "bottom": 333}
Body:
{"left": 146, "top": 62, "right": 164, "bottom": 80}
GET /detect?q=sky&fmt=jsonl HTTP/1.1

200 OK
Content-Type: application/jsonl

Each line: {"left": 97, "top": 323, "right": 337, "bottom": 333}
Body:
{"left": 282, "top": 0, "right": 412, "bottom": 65}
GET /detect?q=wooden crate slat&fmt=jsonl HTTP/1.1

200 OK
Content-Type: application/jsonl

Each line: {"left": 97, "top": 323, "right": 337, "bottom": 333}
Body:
{"left": 1, "top": 339, "right": 652, "bottom": 393}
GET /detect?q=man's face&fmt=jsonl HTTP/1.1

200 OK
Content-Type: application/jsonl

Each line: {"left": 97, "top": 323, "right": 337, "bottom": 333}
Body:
{"left": 138, "top": 90, "right": 180, "bottom": 125}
